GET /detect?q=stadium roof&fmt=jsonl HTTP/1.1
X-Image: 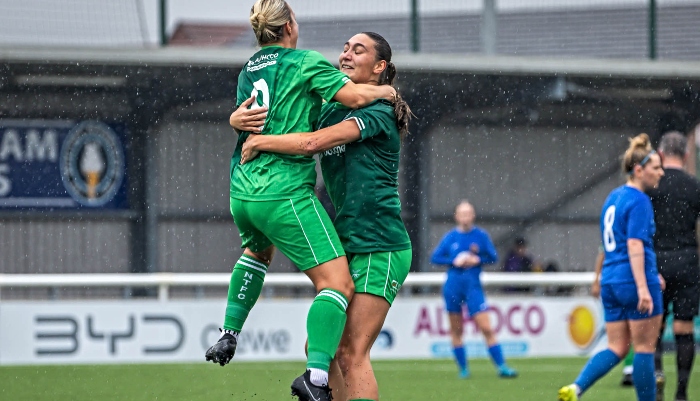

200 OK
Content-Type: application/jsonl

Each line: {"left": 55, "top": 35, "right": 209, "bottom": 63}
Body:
{"left": 2, "top": 45, "right": 699, "bottom": 135}
{"left": 2, "top": 45, "right": 700, "bottom": 80}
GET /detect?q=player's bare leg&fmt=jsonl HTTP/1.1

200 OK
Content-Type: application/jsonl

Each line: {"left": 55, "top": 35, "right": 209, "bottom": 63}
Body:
{"left": 473, "top": 311, "right": 497, "bottom": 346}
{"left": 336, "top": 293, "right": 390, "bottom": 401}
{"left": 328, "top": 358, "right": 346, "bottom": 401}
{"left": 448, "top": 312, "right": 464, "bottom": 346}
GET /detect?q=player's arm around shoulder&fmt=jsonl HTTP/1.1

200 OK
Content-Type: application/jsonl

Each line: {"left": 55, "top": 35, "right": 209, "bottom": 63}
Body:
{"left": 301, "top": 50, "right": 396, "bottom": 108}
{"left": 240, "top": 120, "right": 361, "bottom": 163}
{"left": 333, "top": 82, "right": 396, "bottom": 109}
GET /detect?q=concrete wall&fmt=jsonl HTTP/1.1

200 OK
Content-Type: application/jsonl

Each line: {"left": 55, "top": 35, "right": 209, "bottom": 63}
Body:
{"left": 152, "top": 118, "right": 296, "bottom": 274}
{"left": 425, "top": 122, "right": 637, "bottom": 272}
{"left": 0, "top": 220, "right": 130, "bottom": 274}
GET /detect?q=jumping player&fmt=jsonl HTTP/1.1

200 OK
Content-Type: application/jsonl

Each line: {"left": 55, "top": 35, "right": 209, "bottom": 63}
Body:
{"left": 237, "top": 31, "right": 413, "bottom": 401}
{"left": 204, "top": 2, "right": 395, "bottom": 401}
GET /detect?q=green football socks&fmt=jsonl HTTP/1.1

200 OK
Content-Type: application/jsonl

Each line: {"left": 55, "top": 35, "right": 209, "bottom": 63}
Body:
{"left": 306, "top": 288, "right": 349, "bottom": 371}
{"left": 623, "top": 348, "right": 634, "bottom": 369}
{"left": 223, "top": 254, "right": 268, "bottom": 332}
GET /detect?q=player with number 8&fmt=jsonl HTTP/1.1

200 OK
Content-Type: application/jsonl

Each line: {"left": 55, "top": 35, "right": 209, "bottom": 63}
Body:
{"left": 558, "top": 133, "right": 665, "bottom": 401}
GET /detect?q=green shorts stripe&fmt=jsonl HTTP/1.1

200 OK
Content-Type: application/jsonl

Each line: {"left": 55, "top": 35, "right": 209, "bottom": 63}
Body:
{"left": 383, "top": 252, "right": 393, "bottom": 299}
{"left": 308, "top": 196, "right": 341, "bottom": 258}
{"left": 349, "top": 248, "right": 412, "bottom": 305}
{"left": 362, "top": 253, "right": 372, "bottom": 293}
{"left": 289, "top": 197, "right": 320, "bottom": 265}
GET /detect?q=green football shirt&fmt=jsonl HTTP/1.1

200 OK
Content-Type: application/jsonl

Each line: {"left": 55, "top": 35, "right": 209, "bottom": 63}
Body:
{"left": 318, "top": 100, "right": 412, "bottom": 253}
{"left": 230, "top": 45, "right": 350, "bottom": 200}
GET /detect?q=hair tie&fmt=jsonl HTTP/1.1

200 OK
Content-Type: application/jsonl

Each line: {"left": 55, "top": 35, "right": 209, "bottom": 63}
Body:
{"left": 639, "top": 150, "right": 656, "bottom": 167}
{"left": 629, "top": 150, "right": 656, "bottom": 175}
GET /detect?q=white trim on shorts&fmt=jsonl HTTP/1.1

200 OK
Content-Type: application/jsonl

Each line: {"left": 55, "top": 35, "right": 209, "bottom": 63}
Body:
{"left": 289, "top": 196, "right": 341, "bottom": 267}
{"left": 308, "top": 194, "right": 340, "bottom": 258}
{"left": 364, "top": 253, "right": 372, "bottom": 292}
{"left": 383, "top": 251, "right": 392, "bottom": 298}
{"left": 289, "top": 198, "right": 319, "bottom": 265}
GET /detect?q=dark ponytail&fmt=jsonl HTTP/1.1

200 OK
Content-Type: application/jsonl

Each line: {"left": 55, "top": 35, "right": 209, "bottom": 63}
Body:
{"left": 361, "top": 32, "right": 414, "bottom": 139}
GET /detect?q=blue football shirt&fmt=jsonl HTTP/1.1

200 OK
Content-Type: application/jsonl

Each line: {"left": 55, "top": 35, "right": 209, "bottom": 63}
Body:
{"left": 600, "top": 185, "right": 660, "bottom": 285}
{"left": 430, "top": 226, "right": 498, "bottom": 280}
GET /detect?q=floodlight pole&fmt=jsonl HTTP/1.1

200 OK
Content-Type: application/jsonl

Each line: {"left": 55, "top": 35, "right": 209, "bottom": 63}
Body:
{"left": 482, "top": 0, "right": 497, "bottom": 55}
{"left": 410, "top": 0, "right": 420, "bottom": 52}
{"left": 159, "top": 0, "right": 168, "bottom": 46}
{"left": 648, "top": 0, "right": 657, "bottom": 59}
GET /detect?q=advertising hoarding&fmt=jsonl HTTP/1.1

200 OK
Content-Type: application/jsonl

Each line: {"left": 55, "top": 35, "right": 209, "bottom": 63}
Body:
{"left": 0, "top": 297, "right": 619, "bottom": 365}
{"left": 0, "top": 120, "right": 129, "bottom": 209}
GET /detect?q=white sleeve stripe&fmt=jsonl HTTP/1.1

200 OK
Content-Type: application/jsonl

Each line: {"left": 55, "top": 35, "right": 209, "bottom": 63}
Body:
{"left": 345, "top": 116, "right": 365, "bottom": 131}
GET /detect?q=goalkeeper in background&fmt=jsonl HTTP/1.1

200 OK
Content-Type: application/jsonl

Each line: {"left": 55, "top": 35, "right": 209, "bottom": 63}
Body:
{"left": 431, "top": 200, "right": 518, "bottom": 379}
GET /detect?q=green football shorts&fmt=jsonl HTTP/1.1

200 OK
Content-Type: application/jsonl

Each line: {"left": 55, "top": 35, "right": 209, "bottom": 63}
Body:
{"left": 348, "top": 248, "right": 412, "bottom": 305}
{"left": 230, "top": 194, "right": 345, "bottom": 271}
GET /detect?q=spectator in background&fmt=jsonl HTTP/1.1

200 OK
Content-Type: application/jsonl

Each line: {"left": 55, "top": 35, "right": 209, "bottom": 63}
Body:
{"left": 502, "top": 237, "right": 534, "bottom": 292}
{"left": 543, "top": 260, "right": 573, "bottom": 296}
{"left": 646, "top": 131, "right": 700, "bottom": 401}
{"left": 503, "top": 237, "right": 534, "bottom": 273}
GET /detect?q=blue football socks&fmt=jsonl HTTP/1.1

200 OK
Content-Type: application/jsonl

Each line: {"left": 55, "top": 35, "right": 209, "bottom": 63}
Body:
{"left": 453, "top": 346, "right": 467, "bottom": 371}
{"left": 574, "top": 349, "right": 621, "bottom": 394}
{"left": 632, "top": 352, "right": 655, "bottom": 401}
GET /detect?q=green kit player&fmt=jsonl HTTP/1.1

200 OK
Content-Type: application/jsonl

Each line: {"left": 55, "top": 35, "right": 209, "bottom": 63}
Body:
{"left": 237, "top": 32, "right": 412, "bottom": 401}
{"left": 204, "top": 2, "right": 395, "bottom": 401}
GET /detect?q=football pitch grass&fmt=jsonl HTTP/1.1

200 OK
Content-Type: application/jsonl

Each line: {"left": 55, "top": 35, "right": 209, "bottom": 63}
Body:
{"left": 1, "top": 355, "right": 697, "bottom": 401}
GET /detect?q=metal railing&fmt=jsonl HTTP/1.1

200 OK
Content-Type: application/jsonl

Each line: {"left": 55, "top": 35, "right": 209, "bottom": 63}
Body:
{"left": 0, "top": 272, "right": 594, "bottom": 302}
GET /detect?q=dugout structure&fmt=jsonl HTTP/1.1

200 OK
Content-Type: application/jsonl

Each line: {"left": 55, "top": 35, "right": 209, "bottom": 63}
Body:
{"left": 0, "top": 46, "right": 698, "bottom": 299}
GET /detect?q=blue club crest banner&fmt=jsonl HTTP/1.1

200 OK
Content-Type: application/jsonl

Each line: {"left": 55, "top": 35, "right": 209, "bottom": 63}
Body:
{"left": 0, "top": 120, "right": 129, "bottom": 209}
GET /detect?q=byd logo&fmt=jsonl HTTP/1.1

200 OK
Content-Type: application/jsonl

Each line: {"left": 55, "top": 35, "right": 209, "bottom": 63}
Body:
{"left": 34, "top": 314, "right": 184, "bottom": 356}
{"left": 413, "top": 304, "right": 546, "bottom": 337}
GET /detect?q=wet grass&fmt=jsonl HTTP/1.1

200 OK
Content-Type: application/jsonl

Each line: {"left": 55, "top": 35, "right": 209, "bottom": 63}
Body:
{"left": 1, "top": 355, "right": 697, "bottom": 400}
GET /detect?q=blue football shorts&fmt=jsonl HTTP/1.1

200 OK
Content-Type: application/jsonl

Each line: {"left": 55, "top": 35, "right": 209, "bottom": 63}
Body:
{"left": 442, "top": 271, "right": 489, "bottom": 316}
{"left": 601, "top": 282, "right": 663, "bottom": 322}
